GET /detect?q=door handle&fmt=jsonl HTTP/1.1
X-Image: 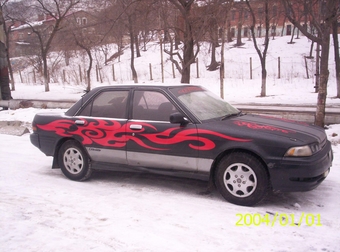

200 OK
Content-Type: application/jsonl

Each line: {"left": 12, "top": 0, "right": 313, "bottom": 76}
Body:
{"left": 129, "top": 124, "right": 143, "bottom": 130}
{"left": 75, "top": 120, "right": 85, "bottom": 125}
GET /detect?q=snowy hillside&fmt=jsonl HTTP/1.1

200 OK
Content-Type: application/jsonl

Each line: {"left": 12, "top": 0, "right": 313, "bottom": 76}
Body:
{"left": 0, "top": 35, "right": 339, "bottom": 252}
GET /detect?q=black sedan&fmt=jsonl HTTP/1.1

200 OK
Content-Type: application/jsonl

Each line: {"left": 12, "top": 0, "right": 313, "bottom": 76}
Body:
{"left": 30, "top": 84, "right": 333, "bottom": 206}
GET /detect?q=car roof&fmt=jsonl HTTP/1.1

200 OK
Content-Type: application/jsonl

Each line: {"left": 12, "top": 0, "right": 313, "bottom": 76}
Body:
{"left": 91, "top": 83, "right": 199, "bottom": 90}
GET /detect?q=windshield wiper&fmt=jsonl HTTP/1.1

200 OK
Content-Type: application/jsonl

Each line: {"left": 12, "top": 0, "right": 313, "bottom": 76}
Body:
{"left": 221, "top": 111, "right": 242, "bottom": 120}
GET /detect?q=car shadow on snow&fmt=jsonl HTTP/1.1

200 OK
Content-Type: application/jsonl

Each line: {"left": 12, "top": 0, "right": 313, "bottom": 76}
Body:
{"left": 90, "top": 170, "right": 221, "bottom": 199}
{"left": 40, "top": 168, "right": 328, "bottom": 208}
{"left": 88, "top": 170, "right": 326, "bottom": 208}
{"left": 260, "top": 189, "right": 328, "bottom": 209}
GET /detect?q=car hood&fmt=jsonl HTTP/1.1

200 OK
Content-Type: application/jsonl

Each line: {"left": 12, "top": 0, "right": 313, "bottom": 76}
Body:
{"left": 224, "top": 114, "right": 327, "bottom": 145}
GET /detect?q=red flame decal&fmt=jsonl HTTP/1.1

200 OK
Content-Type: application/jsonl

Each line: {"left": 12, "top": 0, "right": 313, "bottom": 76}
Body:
{"left": 259, "top": 115, "right": 308, "bottom": 126}
{"left": 234, "top": 120, "right": 294, "bottom": 134}
{"left": 37, "top": 119, "right": 127, "bottom": 147}
{"left": 37, "top": 119, "right": 251, "bottom": 151}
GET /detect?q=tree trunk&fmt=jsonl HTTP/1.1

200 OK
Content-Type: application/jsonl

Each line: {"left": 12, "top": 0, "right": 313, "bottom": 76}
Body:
{"left": 0, "top": 42, "right": 11, "bottom": 100}
{"left": 308, "top": 41, "right": 314, "bottom": 58}
{"left": 6, "top": 51, "right": 14, "bottom": 91}
{"left": 208, "top": 19, "right": 219, "bottom": 71}
{"left": 74, "top": 37, "right": 92, "bottom": 91}
{"left": 289, "top": 26, "right": 296, "bottom": 44}
{"left": 246, "top": 0, "right": 269, "bottom": 97}
{"left": 175, "top": 32, "right": 180, "bottom": 50}
{"left": 181, "top": 67, "right": 190, "bottom": 83}
{"left": 315, "top": 36, "right": 330, "bottom": 127}
{"left": 4, "top": 21, "right": 14, "bottom": 91}
{"left": 261, "top": 60, "right": 267, "bottom": 97}
{"left": 236, "top": 8, "right": 243, "bottom": 46}
{"left": 42, "top": 53, "right": 49, "bottom": 92}
{"left": 227, "top": 21, "right": 233, "bottom": 42}
{"left": 281, "top": 0, "right": 337, "bottom": 127}
{"left": 180, "top": 23, "right": 194, "bottom": 84}
{"left": 129, "top": 19, "right": 138, "bottom": 83}
{"left": 85, "top": 48, "right": 92, "bottom": 91}
{"left": 135, "top": 34, "right": 141, "bottom": 58}
{"left": 207, "top": 42, "right": 219, "bottom": 71}
{"left": 332, "top": 20, "right": 340, "bottom": 98}
{"left": 64, "top": 50, "right": 71, "bottom": 66}
{"left": 281, "top": 17, "right": 286, "bottom": 36}
{"left": 236, "top": 22, "right": 243, "bottom": 46}
{"left": 220, "top": 25, "right": 226, "bottom": 99}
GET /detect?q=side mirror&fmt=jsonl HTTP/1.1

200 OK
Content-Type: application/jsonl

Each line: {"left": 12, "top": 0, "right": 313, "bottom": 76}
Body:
{"left": 170, "top": 112, "right": 189, "bottom": 126}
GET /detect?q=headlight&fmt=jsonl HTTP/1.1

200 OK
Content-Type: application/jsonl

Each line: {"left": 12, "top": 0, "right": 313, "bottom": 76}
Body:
{"left": 284, "top": 145, "right": 313, "bottom": 157}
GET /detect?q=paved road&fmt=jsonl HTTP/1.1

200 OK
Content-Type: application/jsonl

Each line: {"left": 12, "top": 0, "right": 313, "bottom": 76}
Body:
{"left": 1, "top": 99, "right": 340, "bottom": 124}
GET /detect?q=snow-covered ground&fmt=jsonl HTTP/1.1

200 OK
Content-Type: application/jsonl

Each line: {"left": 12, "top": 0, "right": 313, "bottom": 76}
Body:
{"left": 0, "top": 35, "right": 340, "bottom": 251}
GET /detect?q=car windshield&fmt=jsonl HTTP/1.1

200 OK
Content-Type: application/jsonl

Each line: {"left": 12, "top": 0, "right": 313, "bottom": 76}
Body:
{"left": 170, "top": 86, "right": 240, "bottom": 121}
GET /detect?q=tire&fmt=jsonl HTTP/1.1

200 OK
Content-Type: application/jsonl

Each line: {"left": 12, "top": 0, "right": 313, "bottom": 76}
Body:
{"left": 215, "top": 152, "right": 269, "bottom": 206}
{"left": 58, "top": 140, "right": 92, "bottom": 181}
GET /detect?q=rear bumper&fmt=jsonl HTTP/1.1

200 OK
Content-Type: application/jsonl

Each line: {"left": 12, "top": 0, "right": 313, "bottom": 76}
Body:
{"left": 30, "top": 133, "right": 57, "bottom": 156}
{"left": 30, "top": 133, "right": 40, "bottom": 149}
{"left": 269, "top": 141, "right": 333, "bottom": 192}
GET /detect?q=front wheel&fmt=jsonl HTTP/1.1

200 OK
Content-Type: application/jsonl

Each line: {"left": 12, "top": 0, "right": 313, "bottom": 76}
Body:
{"left": 58, "top": 140, "right": 92, "bottom": 181}
{"left": 215, "top": 152, "right": 269, "bottom": 206}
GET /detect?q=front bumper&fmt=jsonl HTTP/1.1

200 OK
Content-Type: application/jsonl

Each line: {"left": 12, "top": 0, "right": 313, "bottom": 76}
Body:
{"left": 269, "top": 140, "right": 333, "bottom": 192}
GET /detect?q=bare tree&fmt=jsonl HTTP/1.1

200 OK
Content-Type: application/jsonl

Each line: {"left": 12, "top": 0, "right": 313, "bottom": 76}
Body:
{"left": 270, "top": 3, "right": 283, "bottom": 40}
{"left": 133, "top": 1, "right": 158, "bottom": 55}
{"left": 18, "top": 0, "right": 80, "bottom": 92}
{"left": 0, "top": 0, "right": 11, "bottom": 101}
{"left": 201, "top": 0, "right": 232, "bottom": 71}
{"left": 101, "top": 1, "right": 128, "bottom": 61}
{"left": 332, "top": 15, "right": 340, "bottom": 98}
{"left": 281, "top": 0, "right": 339, "bottom": 127}
{"left": 1, "top": 0, "right": 16, "bottom": 91}
{"left": 127, "top": 11, "right": 138, "bottom": 83}
{"left": 163, "top": 0, "right": 199, "bottom": 84}
{"left": 160, "top": 0, "right": 233, "bottom": 83}
{"left": 234, "top": 0, "right": 246, "bottom": 46}
{"left": 246, "top": 0, "right": 270, "bottom": 97}
{"left": 111, "top": 0, "right": 155, "bottom": 83}
{"left": 74, "top": 37, "right": 93, "bottom": 91}
{"left": 134, "top": 4, "right": 154, "bottom": 57}
{"left": 207, "top": 16, "right": 220, "bottom": 71}
{"left": 63, "top": 7, "right": 112, "bottom": 90}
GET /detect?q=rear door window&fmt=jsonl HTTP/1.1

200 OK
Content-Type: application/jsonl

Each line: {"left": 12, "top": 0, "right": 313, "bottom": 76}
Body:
{"left": 79, "top": 90, "right": 129, "bottom": 118}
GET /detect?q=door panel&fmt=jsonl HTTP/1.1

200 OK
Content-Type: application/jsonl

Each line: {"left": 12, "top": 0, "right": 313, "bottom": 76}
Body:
{"left": 76, "top": 89, "right": 130, "bottom": 164}
{"left": 126, "top": 90, "right": 199, "bottom": 171}
{"left": 126, "top": 120, "right": 199, "bottom": 170}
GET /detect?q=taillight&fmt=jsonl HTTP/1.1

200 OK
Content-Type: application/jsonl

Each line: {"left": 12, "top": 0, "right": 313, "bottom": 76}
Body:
{"left": 32, "top": 122, "right": 37, "bottom": 132}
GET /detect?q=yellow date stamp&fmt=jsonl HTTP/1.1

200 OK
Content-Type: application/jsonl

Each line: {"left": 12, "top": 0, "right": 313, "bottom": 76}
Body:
{"left": 235, "top": 212, "right": 322, "bottom": 227}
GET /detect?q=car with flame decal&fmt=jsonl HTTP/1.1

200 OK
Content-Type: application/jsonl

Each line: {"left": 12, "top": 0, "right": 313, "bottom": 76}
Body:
{"left": 30, "top": 84, "right": 333, "bottom": 206}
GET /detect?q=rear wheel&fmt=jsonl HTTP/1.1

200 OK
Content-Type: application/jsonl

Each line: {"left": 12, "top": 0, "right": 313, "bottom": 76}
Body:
{"left": 215, "top": 152, "right": 269, "bottom": 206}
{"left": 58, "top": 140, "right": 92, "bottom": 181}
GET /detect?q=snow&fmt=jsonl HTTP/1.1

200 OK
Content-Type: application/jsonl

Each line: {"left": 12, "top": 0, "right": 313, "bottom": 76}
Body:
{"left": 0, "top": 35, "right": 340, "bottom": 251}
